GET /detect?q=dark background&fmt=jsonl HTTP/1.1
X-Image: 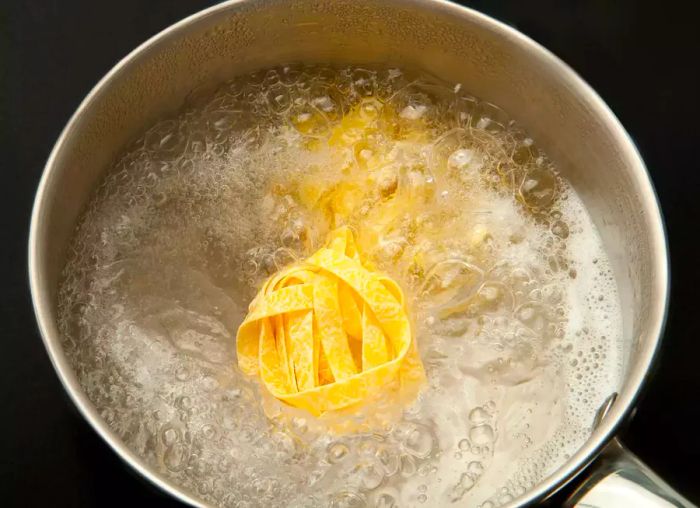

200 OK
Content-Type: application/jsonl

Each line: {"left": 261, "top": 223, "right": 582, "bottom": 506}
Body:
{"left": 2, "top": 1, "right": 699, "bottom": 506}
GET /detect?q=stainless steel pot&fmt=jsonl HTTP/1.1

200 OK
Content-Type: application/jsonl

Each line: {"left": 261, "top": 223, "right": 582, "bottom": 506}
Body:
{"left": 28, "top": 1, "right": 687, "bottom": 506}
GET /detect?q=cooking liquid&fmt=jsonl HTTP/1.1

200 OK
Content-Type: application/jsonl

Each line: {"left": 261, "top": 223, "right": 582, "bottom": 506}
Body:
{"left": 58, "top": 66, "right": 622, "bottom": 507}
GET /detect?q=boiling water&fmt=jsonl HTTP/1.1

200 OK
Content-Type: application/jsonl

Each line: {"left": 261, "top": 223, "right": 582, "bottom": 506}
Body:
{"left": 58, "top": 66, "right": 622, "bottom": 507}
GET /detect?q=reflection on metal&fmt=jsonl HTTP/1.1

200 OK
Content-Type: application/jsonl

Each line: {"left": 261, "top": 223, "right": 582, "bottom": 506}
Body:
{"left": 567, "top": 440, "right": 695, "bottom": 508}
{"left": 591, "top": 392, "right": 618, "bottom": 430}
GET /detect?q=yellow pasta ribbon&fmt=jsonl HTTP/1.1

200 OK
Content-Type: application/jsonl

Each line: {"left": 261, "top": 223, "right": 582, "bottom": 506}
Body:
{"left": 236, "top": 226, "right": 424, "bottom": 417}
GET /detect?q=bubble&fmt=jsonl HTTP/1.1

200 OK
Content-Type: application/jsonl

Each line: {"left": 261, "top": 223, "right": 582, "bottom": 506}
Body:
{"left": 291, "top": 417, "right": 308, "bottom": 435}
{"left": 356, "top": 462, "right": 384, "bottom": 490}
{"left": 403, "top": 424, "right": 434, "bottom": 458}
{"left": 551, "top": 220, "right": 569, "bottom": 239}
{"left": 289, "top": 103, "right": 329, "bottom": 137}
{"left": 519, "top": 168, "right": 557, "bottom": 210}
{"left": 469, "top": 407, "right": 490, "bottom": 425}
{"left": 417, "top": 463, "right": 432, "bottom": 477}
{"left": 449, "top": 473, "right": 476, "bottom": 502}
{"left": 469, "top": 425, "right": 495, "bottom": 446}
{"left": 144, "top": 122, "right": 186, "bottom": 157}
{"left": 217, "top": 455, "right": 232, "bottom": 474}
{"left": 266, "top": 84, "right": 292, "bottom": 114}
{"left": 399, "top": 454, "right": 417, "bottom": 477}
{"left": 374, "top": 493, "right": 397, "bottom": 508}
{"left": 202, "top": 375, "right": 219, "bottom": 392}
{"left": 209, "top": 110, "right": 240, "bottom": 133}
{"left": 454, "top": 94, "right": 478, "bottom": 126}
{"left": 421, "top": 259, "right": 484, "bottom": 310}
{"left": 358, "top": 97, "right": 383, "bottom": 121}
{"left": 330, "top": 491, "right": 366, "bottom": 508}
{"left": 512, "top": 143, "right": 534, "bottom": 165}
{"left": 498, "top": 491, "right": 514, "bottom": 504}
{"left": 447, "top": 148, "right": 476, "bottom": 173}
{"left": 164, "top": 442, "right": 188, "bottom": 472}
{"left": 430, "top": 128, "right": 468, "bottom": 171}
{"left": 474, "top": 102, "right": 509, "bottom": 133}
{"left": 515, "top": 302, "right": 548, "bottom": 333}
{"left": 200, "top": 423, "right": 217, "bottom": 440}
{"left": 263, "top": 69, "right": 281, "bottom": 86}
{"left": 376, "top": 446, "right": 400, "bottom": 476}
{"left": 474, "top": 281, "right": 514, "bottom": 314}
{"left": 310, "top": 88, "right": 340, "bottom": 115}
{"left": 467, "top": 461, "right": 484, "bottom": 477}
{"left": 175, "top": 365, "right": 190, "bottom": 381}
{"left": 307, "top": 469, "right": 325, "bottom": 488}
{"left": 328, "top": 442, "right": 350, "bottom": 464}
{"left": 161, "top": 425, "right": 179, "bottom": 446}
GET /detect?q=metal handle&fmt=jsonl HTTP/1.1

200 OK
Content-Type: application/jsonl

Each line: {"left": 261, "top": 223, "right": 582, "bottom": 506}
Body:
{"left": 564, "top": 438, "right": 696, "bottom": 508}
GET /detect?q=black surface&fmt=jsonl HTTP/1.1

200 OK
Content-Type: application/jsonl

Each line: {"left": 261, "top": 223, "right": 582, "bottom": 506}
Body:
{"left": 2, "top": 1, "right": 699, "bottom": 506}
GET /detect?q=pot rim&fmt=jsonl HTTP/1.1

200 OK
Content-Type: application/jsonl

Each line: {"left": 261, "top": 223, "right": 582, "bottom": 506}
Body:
{"left": 28, "top": 1, "right": 670, "bottom": 506}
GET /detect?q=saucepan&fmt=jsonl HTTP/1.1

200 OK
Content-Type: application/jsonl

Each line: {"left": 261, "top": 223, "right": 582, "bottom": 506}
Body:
{"left": 28, "top": 0, "right": 688, "bottom": 506}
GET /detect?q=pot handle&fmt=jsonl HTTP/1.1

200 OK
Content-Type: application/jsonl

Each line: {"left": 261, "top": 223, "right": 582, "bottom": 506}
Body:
{"left": 564, "top": 438, "right": 695, "bottom": 508}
